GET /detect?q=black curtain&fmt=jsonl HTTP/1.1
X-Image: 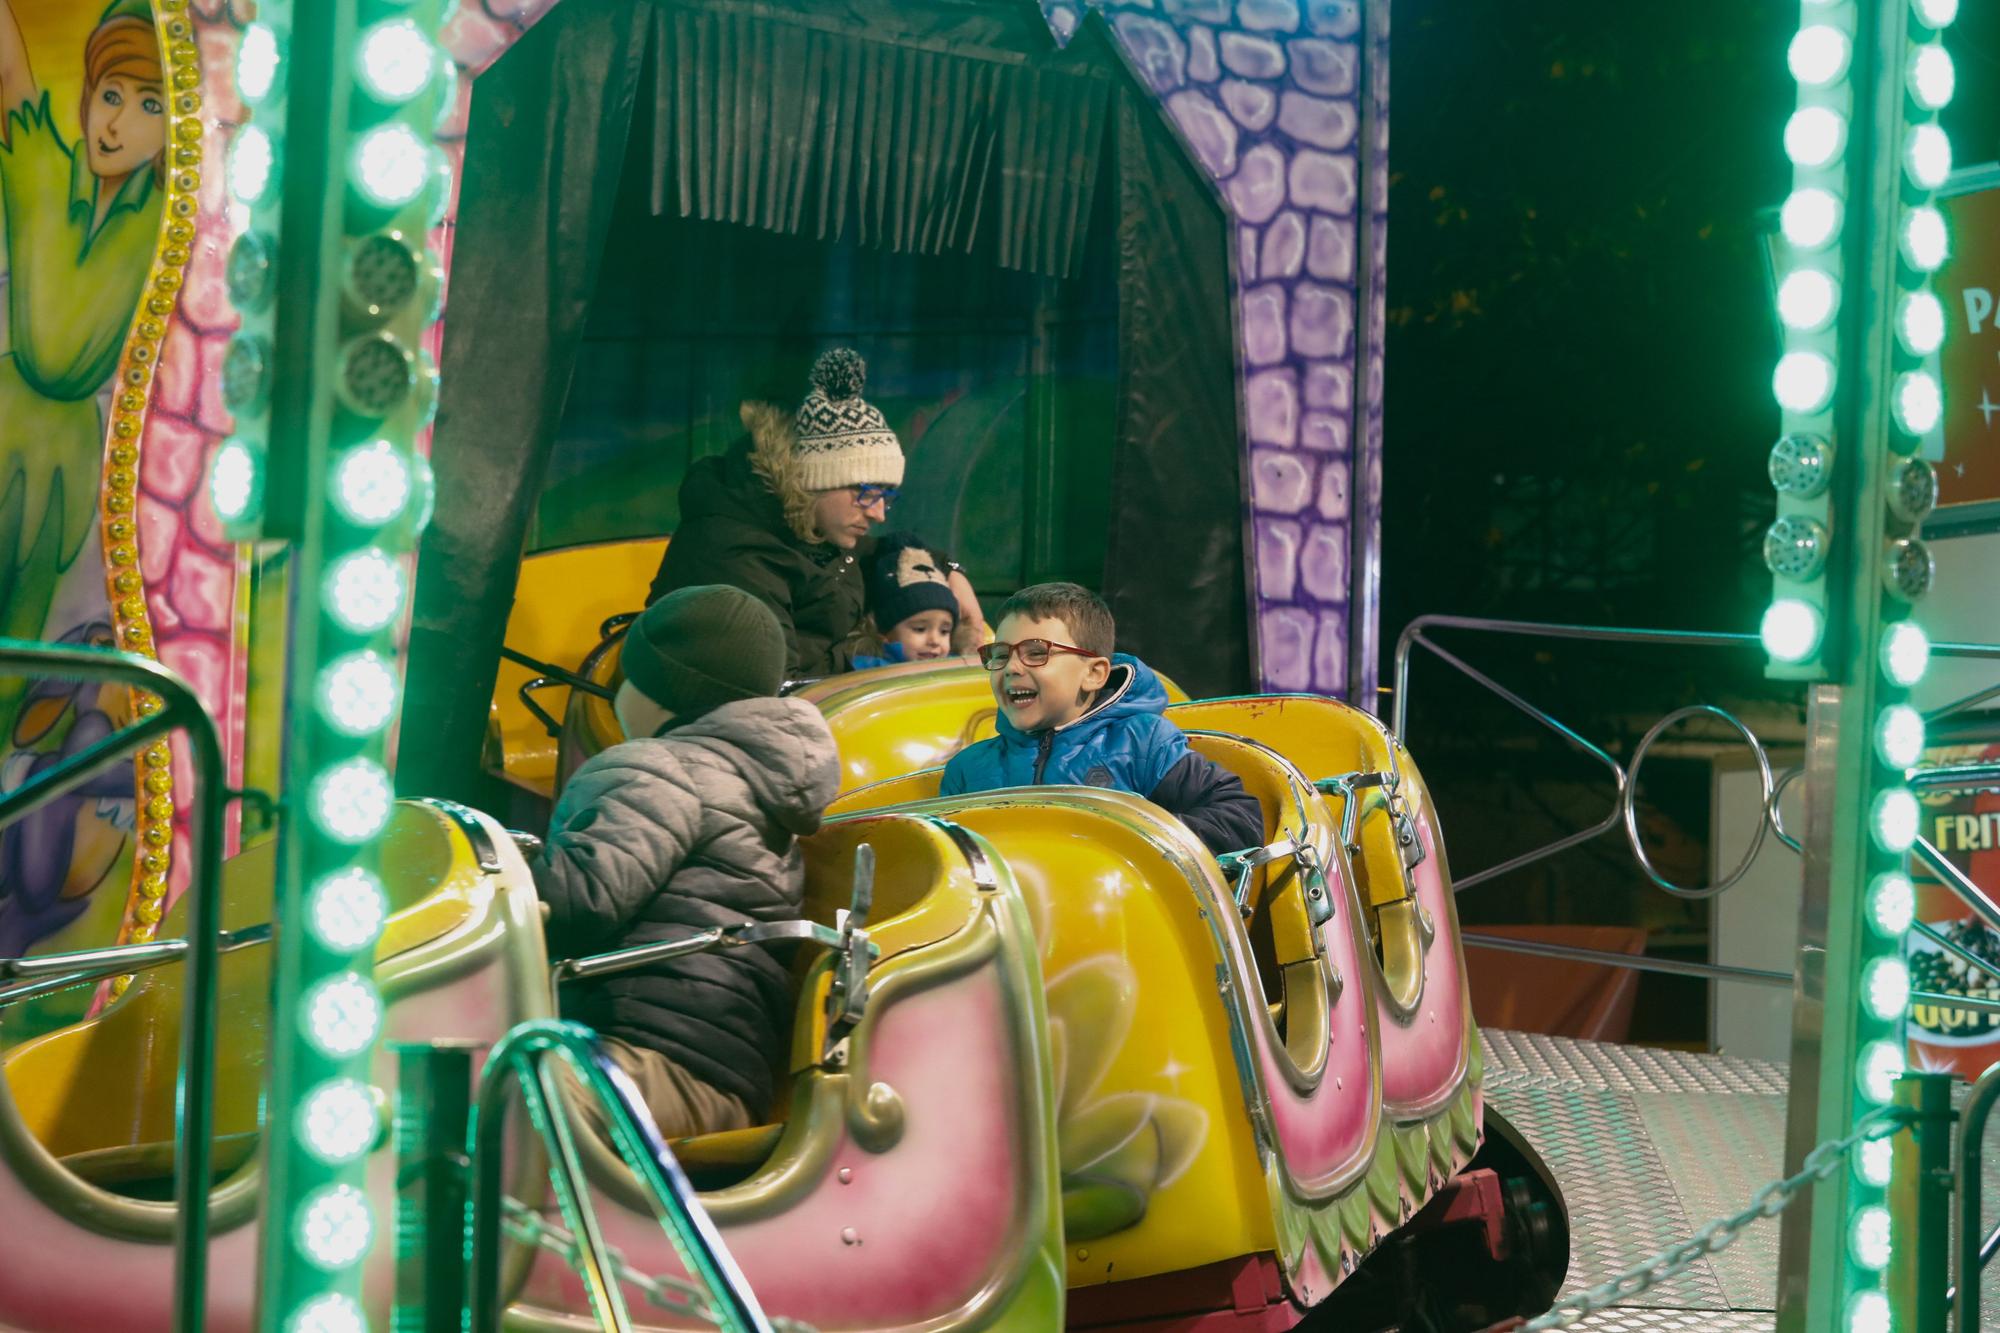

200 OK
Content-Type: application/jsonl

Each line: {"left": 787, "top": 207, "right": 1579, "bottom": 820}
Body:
{"left": 399, "top": 0, "right": 649, "bottom": 801}
{"left": 1102, "top": 84, "right": 1248, "bottom": 700}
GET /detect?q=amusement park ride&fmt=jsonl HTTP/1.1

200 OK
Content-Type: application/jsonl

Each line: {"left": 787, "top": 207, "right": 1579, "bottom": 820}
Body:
{"left": 0, "top": 0, "right": 1991, "bottom": 1330}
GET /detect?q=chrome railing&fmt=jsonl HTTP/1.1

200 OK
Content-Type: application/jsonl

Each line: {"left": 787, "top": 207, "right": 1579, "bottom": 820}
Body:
{"left": 1955, "top": 1062, "right": 2000, "bottom": 1332}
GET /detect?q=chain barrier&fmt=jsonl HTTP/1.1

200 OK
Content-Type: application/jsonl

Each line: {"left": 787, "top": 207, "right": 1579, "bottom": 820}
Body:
{"left": 1524, "top": 1105, "right": 1912, "bottom": 1330}
{"left": 501, "top": 1196, "right": 818, "bottom": 1333}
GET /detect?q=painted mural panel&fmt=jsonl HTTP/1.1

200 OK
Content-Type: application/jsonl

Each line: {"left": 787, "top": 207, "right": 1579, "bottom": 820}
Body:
{"left": 0, "top": 0, "right": 168, "bottom": 1038}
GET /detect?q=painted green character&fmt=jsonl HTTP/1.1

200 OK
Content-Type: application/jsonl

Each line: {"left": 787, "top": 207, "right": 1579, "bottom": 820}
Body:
{"left": 0, "top": 0, "right": 166, "bottom": 731}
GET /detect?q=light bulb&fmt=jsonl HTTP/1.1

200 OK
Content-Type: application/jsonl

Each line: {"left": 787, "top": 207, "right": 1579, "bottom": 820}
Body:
{"left": 1906, "top": 124, "right": 1951, "bottom": 189}
{"left": 1876, "top": 705, "right": 1926, "bottom": 770}
{"left": 1882, "top": 621, "right": 1930, "bottom": 686}
{"left": 229, "top": 126, "right": 275, "bottom": 205}
{"left": 1781, "top": 188, "right": 1840, "bottom": 250}
{"left": 1868, "top": 873, "right": 1916, "bottom": 938}
{"left": 318, "top": 650, "right": 399, "bottom": 737}
{"left": 1777, "top": 270, "right": 1838, "bottom": 331}
{"left": 1894, "top": 371, "right": 1941, "bottom": 437}
{"left": 333, "top": 440, "right": 412, "bottom": 526}
{"left": 1762, "top": 599, "right": 1822, "bottom": 663}
{"left": 311, "top": 758, "right": 393, "bottom": 844}
{"left": 1913, "top": 0, "right": 1959, "bottom": 28}
{"left": 1851, "top": 1207, "right": 1892, "bottom": 1271}
{"left": 210, "top": 438, "right": 259, "bottom": 524}
{"left": 325, "top": 548, "right": 406, "bottom": 634}
{"left": 352, "top": 123, "right": 430, "bottom": 207}
{"left": 1785, "top": 108, "right": 1846, "bottom": 167}
{"left": 1859, "top": 1040, "right": 1905, "bottom": 1104}
{"left": 1910, "top": 44, "right": 1955, "bottom": 110}
{"left": 1897, "top": 290, "right": 1945, "bottom": 356}
{"left": 310, "top": 867, "right": 388, "bottom": 953}
{"left": 305, "top": 972, "right": 381, "bottom": 1059}
{"left": 298, "top": 1183, "right": 373, "bottom": 1270}
{"left": 1787, "top": 26, "right": 1850, "bottom": 87}
{"left": 1774, "top": 351, "right": 1834, "bottom": 413}
{"left": 288, "top": 1295, "right": 366, "bottom": 1333}
{"left": 1872, "top": 788, "right": 1919, "bottom": 853}
{"left": 1857, "top": 1137, "right": 1894, "bottom": 1186}
{"left": 301, "top": 1078, "right": 379, "bottom": 1165}
{"left": 357, "top": 18, "right": 435, "bottom": 103}
{"left": 236, "top": 23, "right": 280, "bottom": 105}
{"left": 1863, "top": 957, "right": 1912, "bottom": 1023}
{"left": 1901, "top": 206, "right": 1948, "bottom": 273}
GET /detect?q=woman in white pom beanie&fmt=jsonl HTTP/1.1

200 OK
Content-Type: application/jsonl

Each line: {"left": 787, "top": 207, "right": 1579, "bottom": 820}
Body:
{"left": 647, "top": 349, "right": 980, "bottom": 678}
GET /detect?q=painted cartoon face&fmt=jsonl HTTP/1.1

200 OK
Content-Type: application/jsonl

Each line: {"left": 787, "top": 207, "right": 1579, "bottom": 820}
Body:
{"left": 987, "top": 612, "right": 1111, "bottom": 733}
{"left": 83, "top": 74, "right": 165, "bottom": 181}
{"left": 886, "top": 609, "right": 954, "bottom": 662}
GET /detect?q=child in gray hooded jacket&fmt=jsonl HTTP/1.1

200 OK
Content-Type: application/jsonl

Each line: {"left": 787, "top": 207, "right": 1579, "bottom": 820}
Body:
{"left": 532, "top": 584, "right": 840, "bottom": 1138}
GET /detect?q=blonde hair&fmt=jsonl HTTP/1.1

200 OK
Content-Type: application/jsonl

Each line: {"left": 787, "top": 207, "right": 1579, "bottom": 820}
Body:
{"left": 741, "top": 402, "right": 824, "bottom": 545}
{"left": 82, "top": 16, "right": 167, "bottom": 189}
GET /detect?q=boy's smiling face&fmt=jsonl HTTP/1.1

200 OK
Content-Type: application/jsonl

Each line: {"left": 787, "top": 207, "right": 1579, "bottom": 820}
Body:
{"left": 988, "top": 612, "right": 1110, "bottom": 733}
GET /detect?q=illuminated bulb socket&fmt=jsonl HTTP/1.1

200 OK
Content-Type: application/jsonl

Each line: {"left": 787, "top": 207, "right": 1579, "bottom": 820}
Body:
{"left": 1908, "top": 43, "right": 1954, "bottom": 111}
{"left": 227, "top": 126, "right": 276, "bottom": 206}
{"left": 1761, "top": 599, "right": 1822, "bottom": 665}
{"left": 1912, "top": 0, "right": 1959, "bottom": 30}
{"left": 1776, "top": 269, "right": 1838, "bottom": 332}
{"left": 1900, "top": 207, "right": 1948, "bottom": 274}
{"left": 1896, "top": 290, "right": 1945, "bottom": 356}
{"left": 299, "top": 1078, "right": 381, "bottom": 1165}
{"left": 288, "top": 1295, "right": 366, "bottom": 1333}
{"left": 1762, "top": 515, "right": 1828, "bottom": 581}
{"left": 304, "top": 972, "right": 382, "bottom": 1059}
{"left": 1773, "top": 352, "right": 1833, "bottom": 414}
{"left": 309, "top": 867, "right": 389, "bottom": 953}
{"left": 1858, "top": 1040, "right": 1905, "bottom": 1104}
{"left": 318, "top": 649, "right": 400, "bottom": 736}
{"left": 336, "top": 333, "right": 417, "bottom": 420}
{"left": 209, "top": 437, "right": 264, "bottom": 530}
{"left": 235, "top": 22, "right": 282, "bottom": 106}
{"left": 1862, "top": 956, "right": 1911, "bottom": 1023}
{"left": 1768, "top": 434, "right": 1831, "bottom": 498}
{"left": 1856, "top": 1136, "right": 1894, "bottom": 1187}
{"left": 297, "top": 1183, "right": 374, "bottom": 1270}
{"left": 332, "top": 440, "right": 413, "bottom": 527}
{"left": 1893, "top": 371, "right": 1942, "bottom": 442}
{"left": 356, "top": 17, "right": 437, "bottom": 104}
{"left": 1780, "top": 188, "right": 1841, "bottom": 251}
{"left": 1870, "top": 788, "right": 1919, "bottom": 854}
{"left": 1866, "top": 872, "right": 1916, "bottom": 938}
{"left": 310, "top": 758, "right": 394, "bottom": 844}
{"left": 1786, "top": 25, "right": 1849, "bottom": 87}
{"left": 1783, "top": 107, "right": 1846, "bottom": 168}
{"left": 325, "top": 548, "right": 406, "bottom": 635}
{"left": 1883, "top": 537, "right": 1934, "bottom": 604}
{"left": 1874, "top": 705, "right": 1926, "bottom": 771}
{"left": 1905, "top": 124, "right": 1952, "bottom": 190}
{"left": 1881, "top": 621, "right": 1930, "bottom": 687}
{"left": 342, "top": 232, "right": 421, "bottom": 323}
{"left": 351, "top": 123, "right": 433, "bottom": 208}
{"left": 1886, "top": 457, "right": 1938, "bottom": 526}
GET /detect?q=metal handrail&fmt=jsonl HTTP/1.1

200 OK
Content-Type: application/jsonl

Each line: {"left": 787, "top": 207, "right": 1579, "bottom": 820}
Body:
{"left": 467, "top": 1020, "right": 773, "bottom": 1333}
{"left": 1954, "top": 1061, "right": 2000, "bottom": 1332}
{"left": 1460, "top": 930, "right": 1794, "bottom": 988}
{"left": 0, "top": 640, "right": 226, "bottom": 1332}
{"left": 1910, "top": 839, "right": 2000, "bottom": 936}
{"left": 0, "top": 925, "right": 271, "bottom": 1010}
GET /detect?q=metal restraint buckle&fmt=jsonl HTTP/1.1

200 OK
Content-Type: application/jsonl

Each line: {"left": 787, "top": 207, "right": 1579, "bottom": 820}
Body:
{"left": 822, "top": 843, "right": 877, "bottom": 1064}
{"left": 1317, "top": 769, "right": 1427, "bottom": 875}
{"left": 1216, "top": 824, "right": 1334, "bottom": 935}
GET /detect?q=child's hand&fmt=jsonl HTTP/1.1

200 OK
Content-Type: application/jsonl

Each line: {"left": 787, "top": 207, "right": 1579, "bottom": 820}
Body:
{"left": 946, "top": 570, "right": 985, "bottom": 653}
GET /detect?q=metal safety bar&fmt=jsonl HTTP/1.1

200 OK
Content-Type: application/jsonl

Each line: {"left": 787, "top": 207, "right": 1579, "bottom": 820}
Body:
{"left": 0, "top": 641, "right": 226, "bottom": 1332}
{"left": 1954, "top": 1062, "right": 2000, "bottom": 1333}
{"left": 1910, "top": 839, "right": 2000, "bottom": 937}
{"left": 1460, "top": 930, "right": 1794, "bottom": 988}
{"left": 0, "top": 924, "right": 271, "bottom": 1011}
{"left": 468, "top": 1021, "right": 773, "bottom": 1333}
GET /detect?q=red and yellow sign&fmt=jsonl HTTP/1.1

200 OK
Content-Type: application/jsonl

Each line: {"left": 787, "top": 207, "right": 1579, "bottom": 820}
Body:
{"left": 1936, "top": 180, "right": 2000, "bottom": 511}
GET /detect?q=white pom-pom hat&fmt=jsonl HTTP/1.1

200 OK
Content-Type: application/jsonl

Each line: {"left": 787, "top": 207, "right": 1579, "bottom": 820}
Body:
{"left": 792, "top": 348, "right": 905, "bottom": 492}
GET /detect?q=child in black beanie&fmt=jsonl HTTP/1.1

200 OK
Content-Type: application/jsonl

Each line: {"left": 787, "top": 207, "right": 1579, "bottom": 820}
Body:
{"left": 854, "top": 533, "right": 963, "bottom": 669}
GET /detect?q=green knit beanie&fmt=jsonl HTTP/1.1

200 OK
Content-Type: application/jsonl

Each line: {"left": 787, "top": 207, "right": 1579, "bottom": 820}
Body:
{"left": 621, "top": 585, "right": 787, "bottom": 722}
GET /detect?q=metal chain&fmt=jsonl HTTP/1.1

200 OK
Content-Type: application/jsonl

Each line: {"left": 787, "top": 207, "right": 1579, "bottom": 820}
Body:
{"left": 1524, "top": 1105, "right": 1911, "bottom": 1330}
{"left": 501, "top": 1196, "right": 818, "bottom": 1333}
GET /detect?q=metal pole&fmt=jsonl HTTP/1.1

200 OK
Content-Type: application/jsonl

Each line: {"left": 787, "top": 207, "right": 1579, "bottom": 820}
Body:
{"left": 1955, "top": 1065, "right": 2000, "bottom": 1333}
{"left": 1460, "top": 930, "right": 1795, "bottom": 987}
{"left": 394, "top": 1042, "right": 476, "bottom": 1333}
{"left": 1888, "top": 1073, "right": 1952, "bottom": 1333}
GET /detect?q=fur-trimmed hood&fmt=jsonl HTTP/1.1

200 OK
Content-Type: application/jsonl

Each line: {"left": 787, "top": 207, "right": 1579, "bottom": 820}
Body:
{"left": 741, "top": 401, "right": 822, "bottom": 545}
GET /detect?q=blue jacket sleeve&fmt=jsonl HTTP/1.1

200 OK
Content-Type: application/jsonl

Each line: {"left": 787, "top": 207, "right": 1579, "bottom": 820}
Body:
{"left": 1146, "top": 752, "right": 1268, "bottom": 857}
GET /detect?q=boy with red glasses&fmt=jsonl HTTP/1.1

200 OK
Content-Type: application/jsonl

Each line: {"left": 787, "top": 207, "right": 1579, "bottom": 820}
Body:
{"left": 940, "top": 583, "right": 1263, "bottom": 856}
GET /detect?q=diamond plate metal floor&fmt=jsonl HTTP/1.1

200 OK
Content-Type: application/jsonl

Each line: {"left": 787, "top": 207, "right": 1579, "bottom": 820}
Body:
{"left": 1484, "top": 1031, "right": 1784, "bottom": 1330}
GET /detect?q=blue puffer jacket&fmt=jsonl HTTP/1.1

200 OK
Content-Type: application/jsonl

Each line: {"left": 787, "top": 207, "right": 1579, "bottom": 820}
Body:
{"left": 939, "top": 656, "right": 1265, "bottom": 855}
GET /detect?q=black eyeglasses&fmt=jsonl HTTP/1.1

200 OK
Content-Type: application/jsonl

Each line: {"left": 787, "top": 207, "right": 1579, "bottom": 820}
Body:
{"left": 980, "top": 639, "right": 1101, "bottom": 671}
{"left": 853, "top": 484, "right": 899, "bottom": 510}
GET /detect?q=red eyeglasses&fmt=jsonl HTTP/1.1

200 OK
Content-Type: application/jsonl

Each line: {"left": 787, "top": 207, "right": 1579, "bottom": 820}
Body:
{"left": 980, "top": 639, "right": 1102, "bottom": 671}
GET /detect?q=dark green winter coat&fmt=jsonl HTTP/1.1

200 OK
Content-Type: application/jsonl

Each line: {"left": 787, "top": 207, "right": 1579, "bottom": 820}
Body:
{"left": 648, "top": 402, "right": 868, "bottom": 679}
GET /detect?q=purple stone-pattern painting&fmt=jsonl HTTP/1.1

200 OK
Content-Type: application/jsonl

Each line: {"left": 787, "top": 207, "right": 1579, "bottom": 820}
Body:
{"left": 1041, "top": 0, "right": 1386, "bottom": 701}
